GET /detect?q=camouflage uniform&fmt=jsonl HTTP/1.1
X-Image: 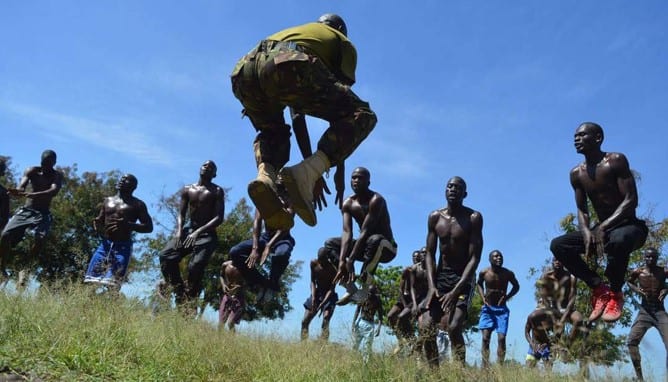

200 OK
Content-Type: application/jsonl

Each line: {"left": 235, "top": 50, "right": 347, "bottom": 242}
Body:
{"left": 230, "top": 22, "right": 377, "bottom": 170}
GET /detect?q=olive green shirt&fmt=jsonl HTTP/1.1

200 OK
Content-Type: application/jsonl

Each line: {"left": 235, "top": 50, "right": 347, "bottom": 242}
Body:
{"left": 268, "top": 22, "right": 357, "bottom": 85}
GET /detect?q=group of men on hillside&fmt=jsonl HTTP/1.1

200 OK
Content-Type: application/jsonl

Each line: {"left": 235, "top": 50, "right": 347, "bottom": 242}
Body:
{"left": 0, "top": 13, "right": 665, "bottom": 379}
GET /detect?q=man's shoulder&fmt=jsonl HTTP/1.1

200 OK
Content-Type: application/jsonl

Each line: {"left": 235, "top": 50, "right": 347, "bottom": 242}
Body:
{"left": 130, "top": 196, "right": 148, "bottom": 207}
{"left": 502, "top": 267, "right": 517, "bottom": 279}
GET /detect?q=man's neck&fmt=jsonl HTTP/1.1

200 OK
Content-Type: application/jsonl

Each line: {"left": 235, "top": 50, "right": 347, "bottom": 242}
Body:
{"left": 583, "top": 149, "right": 605, "bottom": 166}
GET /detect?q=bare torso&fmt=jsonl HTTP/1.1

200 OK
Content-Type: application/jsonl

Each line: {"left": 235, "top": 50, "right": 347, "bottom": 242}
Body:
{"left": 312, "top": 258, "right": 337, "bottom": 293}
{"left": 433, "top": 207, "right": 479, "bottom": 274}
{"left": 479, "top": 267, "right": 515, "bottom": 306}
{"left": 636, "top": 265, "right": 667, "bottom": 307}
{"left": 101, "top": 195, "right": 148, "bottom": 242}
{"left": 359, "top": 294, "right": 382, "bottom": 322}
{"left": 184, "top": 182, "right": 224, "bottom": 233}
{"left": 541, "top": 270, "right": 573, "bottom": 309}
{"left": 348, "top": 191, "right": 393, "bottom": 240}
{"left": 23, "top": 166, "right": 63, "bottom": 211}
{"left": 572, "top": 152, "right": 635, "bottom": 223}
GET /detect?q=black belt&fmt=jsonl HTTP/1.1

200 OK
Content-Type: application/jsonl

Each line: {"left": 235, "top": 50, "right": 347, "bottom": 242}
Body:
{"left": 259, "top": 40, "right": 305, "bottom": 53}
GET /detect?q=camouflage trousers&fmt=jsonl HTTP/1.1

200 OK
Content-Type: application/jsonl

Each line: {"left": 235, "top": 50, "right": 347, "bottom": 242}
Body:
{"left": 231, "top": 40, "right": 377, "bottom": 169}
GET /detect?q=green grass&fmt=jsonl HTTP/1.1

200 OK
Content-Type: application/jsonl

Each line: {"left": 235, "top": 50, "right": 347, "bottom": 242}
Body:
{"left": 0, "top": 285, "right": 624, "bottom": 381}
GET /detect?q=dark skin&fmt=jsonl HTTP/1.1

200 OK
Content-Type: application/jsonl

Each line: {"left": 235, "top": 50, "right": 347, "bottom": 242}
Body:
{"left": 476, "top": 250, "right": 519, "bottom": 367}
{"left": 301, "top": 249, "right": 338, "bottom": 340}
{"left": 245, "top": 198, "right": 294, "bottom": 272}
{"left": 388, "top": 250, "right": 425, "bottom": 345}
{"left": 7, "top": 152, "right": 63, "bottom": 211}
{"left": 571, "top": 123, "right": 639, "bottom": 261}
{"left": 540, "top": 258, "right": 584, "bottom": 339}
{"left": 290, "top": 109, "right": 345, "bottom": 211}
{"left": 333, "top": 167, "right": 394, "bottom": 284}
{"left": 627, "top": 248, "right": 668, "bottom": 304}
{"left": 525, "top": 307, "right": 556, "bottom": 369}
{"left": 626, "top": 248, "right": 668, "bottom": 380}
{"left": 173, "top": 160, "right": 225, "bottom": 248}
{"left": 0, "top": 151, "right": 63, "bottom": 259}
{"left": 353, "top": 288, "right": 384, "bottom": 337}
{"left": 409, "top": 250, "right": 429, "bottom": 317}
{"left": 476, "top": 251, "right": 520, "bottom": 307}
{"left": 220, "top": 260, "right": 245, "bottom": 332}
{"left": 93, "top": 174, "right": 153, "bottom": 242}
{"left": 421, "top": 176, "right": 483, "bottom": 366}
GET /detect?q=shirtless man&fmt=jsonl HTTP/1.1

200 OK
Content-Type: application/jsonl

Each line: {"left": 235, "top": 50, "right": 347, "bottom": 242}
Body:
{"left": 419, "top": 176, "right": 483, "bottom": 366}
{"left": 332, "top": 167, "right": 397, "bottom": 305}
{"left": 551, "top": 122, "right": 648, "bottom": 323}
{"left": 538, "top": 257, "right": 585, "bottom": 342}
{"left": 476, "top": 250, "right": 520, "bottom": 367}
{"left": 230, "top": 186, "right": 295, "bottom": 301}
{"left": 219, "top": 260, "right": 246, "bottom": 332}
{"left": 626, "top": 247, "right": 668, "bottom": 381}
{"left": 160, "top": 160, "right": 225, "bottom": 311}
{"left": 0, "top": 150, "right": 63, "bottom": 275}
{"left": 352, "top": 284, "right": 383, "bottom": 362}
{"left": 84, "top": 174, "right": 153, "bottom": 287}
{"left": 388, "top": 249, "right": 422, "bottom": 353}
{"left": 525, "top": 300, "right": 557, "bottom": 369}
{"left": 301, "top": 245, "right": 338, "bottom": 340}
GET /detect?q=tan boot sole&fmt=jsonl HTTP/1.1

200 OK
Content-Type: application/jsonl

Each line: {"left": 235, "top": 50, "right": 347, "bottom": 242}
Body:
{"left": 279, "top": 167, "right": 316, "bottom": 226}
{"left": 247, "top": 180, "right": 294, "bottom": 230}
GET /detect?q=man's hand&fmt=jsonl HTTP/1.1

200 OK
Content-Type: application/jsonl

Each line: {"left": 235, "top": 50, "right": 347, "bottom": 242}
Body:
{"left": 246, "top": 248, "right": 261, "bottom": 269}
{"left": 659, "top": 288, "right": 668, "bottom": 302}
{"left": 183, "top": 230, "right": 200, "bottom": 249}
{"left": 259, "top": 246, "right": 272, "bottom": 266}
{"left": 106, "top": 216, "right": 127, "bottom": 234}
{"left": 424, "top": 287, "right": 439, "bottom": 309}
{"left": 334, "top": 166, "right": 345, "bottom": 209}
{"left": 312, "top": 177, "right": 331, "bottom": 211}
{"left": 583, "top": 228, "right": 605, "bottom": 262}
{"left": 7, "top": 189, "right": 27, "bottom": 197}
{"left": 345, "top": 260, "right": 356, "bottom": 284}
{"left": 440, "top": 291, "right": 457, "bottom": 313}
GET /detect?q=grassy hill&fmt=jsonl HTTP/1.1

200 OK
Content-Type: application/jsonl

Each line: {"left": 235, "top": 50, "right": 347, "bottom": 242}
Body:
{"left": 0, "top": 285, "right": 626, "bottom": 381}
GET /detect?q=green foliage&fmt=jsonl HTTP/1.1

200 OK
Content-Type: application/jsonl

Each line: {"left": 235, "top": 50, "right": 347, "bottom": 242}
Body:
{"left": 541, "top": 200, "right": 668, "bottom": 367}
{"left": 5, "top": 165, "right": 124, "bottom": 285}
{"left": 374, "top": 264, "right": 403, "bottom": 324}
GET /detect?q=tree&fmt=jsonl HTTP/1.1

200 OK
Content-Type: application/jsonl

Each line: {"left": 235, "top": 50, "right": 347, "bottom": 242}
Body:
{"left": 4, "top": 165, "right": 128, "bottom": 286}
{"left": 146, "top": 192, "right": 302, "bottom": 321}
{"left": 532, "top": 209, "right": 668, "bottom": 367}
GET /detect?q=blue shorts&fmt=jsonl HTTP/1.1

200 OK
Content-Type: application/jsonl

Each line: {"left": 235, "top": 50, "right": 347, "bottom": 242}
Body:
{"left": 84, "top": 239, "right": 133, "bottom": 284}
{"left": 477, "top": 305, "right": 510, "bottom": 335}
{"left": 526, "top": 345, "right": 551, "bottom": 361}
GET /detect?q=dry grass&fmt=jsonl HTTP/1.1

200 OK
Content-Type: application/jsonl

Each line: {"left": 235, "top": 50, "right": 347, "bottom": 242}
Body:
{"left": 0, "top": 285, "right": 626, "bottom": 381}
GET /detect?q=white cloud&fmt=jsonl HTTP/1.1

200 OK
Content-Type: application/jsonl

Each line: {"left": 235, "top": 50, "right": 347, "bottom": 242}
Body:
{"left": 2, "top": 102, "right": 174, "bottom": 166}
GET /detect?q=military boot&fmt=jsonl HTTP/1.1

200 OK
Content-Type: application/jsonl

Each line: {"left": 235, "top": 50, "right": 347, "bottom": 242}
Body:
{"left": 279, "top": 151, "right": 330, "bottom": 226}
{"left": 248, "top": 163, "right": 293, "bottom": 229}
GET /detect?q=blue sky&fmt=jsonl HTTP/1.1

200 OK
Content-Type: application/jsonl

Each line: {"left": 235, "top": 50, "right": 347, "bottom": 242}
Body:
{"left": 2, "top": 1, "right": 667, "bottom": 379}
